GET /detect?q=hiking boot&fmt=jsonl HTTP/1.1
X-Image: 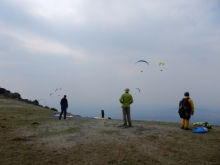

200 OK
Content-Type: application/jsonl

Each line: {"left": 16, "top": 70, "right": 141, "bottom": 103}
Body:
{"left": 180, "top": 126, "right": 184, "bottom": 129}
{"left": 184, "top": 127, "right": 191, "bottom": 130}
{"left": 129, "top": 124, "right": 132, "bottom": 127}
{"left": 123, "top": 123, "right": 128, "bottom": 128}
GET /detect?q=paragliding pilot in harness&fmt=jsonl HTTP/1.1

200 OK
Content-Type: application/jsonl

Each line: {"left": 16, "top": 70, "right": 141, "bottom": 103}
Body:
{"left": 178, "top": 92, "right": 194, "bottom": 130}
{"left": 179, "top": 98, "right": 191, "bottom": 119}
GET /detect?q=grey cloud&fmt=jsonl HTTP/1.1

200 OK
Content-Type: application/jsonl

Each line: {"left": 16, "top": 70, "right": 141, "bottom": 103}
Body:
{"left": 1, "top": 0, "right": 220, "bottom": 118}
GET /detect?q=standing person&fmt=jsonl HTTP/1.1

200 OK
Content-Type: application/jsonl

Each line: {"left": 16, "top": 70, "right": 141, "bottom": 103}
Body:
{"left": 101, "top": 110, "right": 104, "bottom": 118}
{"left": 178, "top": 92, "right": 194, "bottom": 130}
{"left": 119, "top": 88, "right": 134, "bottom": 127}
{"left": 59, "top": 95, "right": 68, "bottom": 120}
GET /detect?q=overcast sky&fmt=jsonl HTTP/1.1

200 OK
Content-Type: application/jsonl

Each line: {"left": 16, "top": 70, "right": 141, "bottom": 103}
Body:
{"left": 1, "top": 0, "right": 220, "bottom": 118}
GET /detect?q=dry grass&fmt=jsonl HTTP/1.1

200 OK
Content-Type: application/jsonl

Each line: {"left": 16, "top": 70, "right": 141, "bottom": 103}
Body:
{"left": 0, "top": 95, "right": 220, "bottom": 165}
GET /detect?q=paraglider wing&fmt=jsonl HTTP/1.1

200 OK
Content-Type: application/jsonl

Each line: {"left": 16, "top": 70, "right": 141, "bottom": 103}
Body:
{"left": 135, "top": 88, "right": 141, "bottom": 93}
{"left": 159, "top": 62, "right": 164, "bottom": 71}
{"left": 50, "top": 93, "right": 53, "bottom": 96}
{"left": 135, "top": 60, "right": 149, "bottom": 65}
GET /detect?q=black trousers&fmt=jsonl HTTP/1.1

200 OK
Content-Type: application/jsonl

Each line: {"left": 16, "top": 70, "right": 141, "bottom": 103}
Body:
{"left": 59, "top": 107, "right": 67, "bottom": 119}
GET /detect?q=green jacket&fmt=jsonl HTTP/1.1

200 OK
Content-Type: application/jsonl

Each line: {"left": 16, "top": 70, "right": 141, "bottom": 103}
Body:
{"left": 119, "top": 92, "right": 134, "bottom": 107}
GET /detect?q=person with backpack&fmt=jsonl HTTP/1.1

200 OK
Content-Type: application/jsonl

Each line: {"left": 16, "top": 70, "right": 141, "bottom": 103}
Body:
{"left": 59, "top": 95, "right": 68, "bottom": 120}
{"left": 178, "top": 92, "right": 194, "bottom": 130}
{"left": 119, "top": 88, "right": 134, "bottom": 127}
{"left": 101, "top": 110, "right": 104, "bottom": 118}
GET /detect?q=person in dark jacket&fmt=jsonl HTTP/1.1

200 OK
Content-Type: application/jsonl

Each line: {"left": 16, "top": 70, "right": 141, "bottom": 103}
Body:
{"left": 179, "top": 92, "right": 194, "bottom": 130}
{"left": 101, "top": 110, "right": 104, "bottom": 118}
{"left": 59, "top": 95, "right": 68, "bottom": 120}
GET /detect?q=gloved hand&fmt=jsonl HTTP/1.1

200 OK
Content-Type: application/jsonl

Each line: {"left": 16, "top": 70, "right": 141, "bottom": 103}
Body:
{"left": 191, "top": 111, "right": 194, "bottom": 116}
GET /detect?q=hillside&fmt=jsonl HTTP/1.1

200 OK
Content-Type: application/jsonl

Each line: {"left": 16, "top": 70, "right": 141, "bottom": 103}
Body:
{"left": 0, "top": 95, "right": 220, "bottom": 165}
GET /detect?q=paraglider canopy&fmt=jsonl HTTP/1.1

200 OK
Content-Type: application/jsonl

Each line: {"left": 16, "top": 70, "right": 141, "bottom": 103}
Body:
{"left": 159, "top": 62, "right": 164, "bottom": 71}
{"left": 135, "top": 60, "right": 149, "bottom": 65}
{"left": 135, "top": 88, "right": 140, "bottom": 93}
{"left": 136, "top": 60, "right": 149, "bottom": 72}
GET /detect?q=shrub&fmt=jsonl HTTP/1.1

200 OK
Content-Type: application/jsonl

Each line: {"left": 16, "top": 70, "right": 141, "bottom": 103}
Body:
{"left": 51, "top": 108, "right": 58, "bottom": 111}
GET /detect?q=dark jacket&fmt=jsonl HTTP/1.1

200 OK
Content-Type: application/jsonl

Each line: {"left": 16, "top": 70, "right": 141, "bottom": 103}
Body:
{"left": 60, "top": 97, "right": 68, "bottom": 108}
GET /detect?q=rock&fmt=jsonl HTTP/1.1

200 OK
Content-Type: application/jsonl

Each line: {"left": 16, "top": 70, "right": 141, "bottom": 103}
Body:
{"left": 31, "top": 122, "right": 39, "bottom": 125}
{"left": 32, "top": 100, "right": 39, "bottom": 105}
{"left": 2, "top": 90, "right": 21, "bottom": 99}
{"left": 13, "top": 92, "right": 21, "bottom": 99}
{"left": 0, "top": 88, "right": 6, "bottom": 94}
{"left": 3, "top": 90, "right": 10, "bottom": 97}
{"left": 12, "top": 137, "right": 28, "bottom": 141}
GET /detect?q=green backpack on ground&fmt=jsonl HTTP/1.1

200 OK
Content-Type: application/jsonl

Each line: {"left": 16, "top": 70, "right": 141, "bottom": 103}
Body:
{"left": 193, "top": 122, "right": 212, "bottom": 129}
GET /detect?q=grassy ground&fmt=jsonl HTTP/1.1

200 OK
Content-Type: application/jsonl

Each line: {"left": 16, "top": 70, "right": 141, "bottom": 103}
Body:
{"left": 0, "top": 95, "right": 220, "bottom": 165}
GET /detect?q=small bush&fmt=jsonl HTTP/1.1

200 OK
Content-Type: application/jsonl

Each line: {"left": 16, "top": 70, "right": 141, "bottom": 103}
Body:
{"left": 51, "top": 108, "right": 58, "bottom": 111}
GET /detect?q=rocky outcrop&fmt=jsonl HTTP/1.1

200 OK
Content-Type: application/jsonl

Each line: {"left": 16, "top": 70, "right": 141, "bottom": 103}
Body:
{"left": 0, "top": 88, "right": 6, "bottom": 94}
{"left": 4, "top": 92, "right": 21, "bottom": 99}
{"left": 0, "top": 87, "right": 50, "bottom": 110}
{"left": 3, "top": 90, "right": 10, "bottom": 96}
{"left": 1, "top": 88, "right": 21, "bottom": 100}
{"left": 32, "top": 100, "right": 39, "bottom": 106}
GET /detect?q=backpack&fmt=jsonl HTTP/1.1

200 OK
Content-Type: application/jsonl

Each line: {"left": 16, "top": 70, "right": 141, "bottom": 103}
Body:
{"left": 178, "top": 98, "right": 191, "bottom": 119}
{"left": 193, "top": 122, "right": 212, "bottom": 129}
{"left": 192, "top": 125, "right": 208, "bottom": 133}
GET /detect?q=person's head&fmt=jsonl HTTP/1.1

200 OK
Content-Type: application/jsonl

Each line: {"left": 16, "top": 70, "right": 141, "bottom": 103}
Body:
{"left": 64, "top": 95, "right": 67, "bottom": 98}
{"left": 184, "top": 92, "right": 189, "bottom": 96}
{"left": 124, "top": 88, "right": 130, "bottom": 93}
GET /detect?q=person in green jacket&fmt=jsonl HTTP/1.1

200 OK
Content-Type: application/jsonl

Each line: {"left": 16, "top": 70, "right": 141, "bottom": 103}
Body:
{"left": 119, "top": 88, "right": 134, "bottom": 127}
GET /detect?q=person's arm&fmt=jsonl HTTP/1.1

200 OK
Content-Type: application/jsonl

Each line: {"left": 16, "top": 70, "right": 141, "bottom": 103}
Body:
{"left": 66, "top": 99, "right": 68, "bottom": 108}
{"left": 119, "top": 95, "right": 123, "bottom": 104}
{"left": 130, "top": 95, "right": 134, "bottom": 104}
{"left": 178, "top": 100, "right": 182, "bottom": 113}
{"left": 189, "top": 99, "right": 194, "bottom": 115}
